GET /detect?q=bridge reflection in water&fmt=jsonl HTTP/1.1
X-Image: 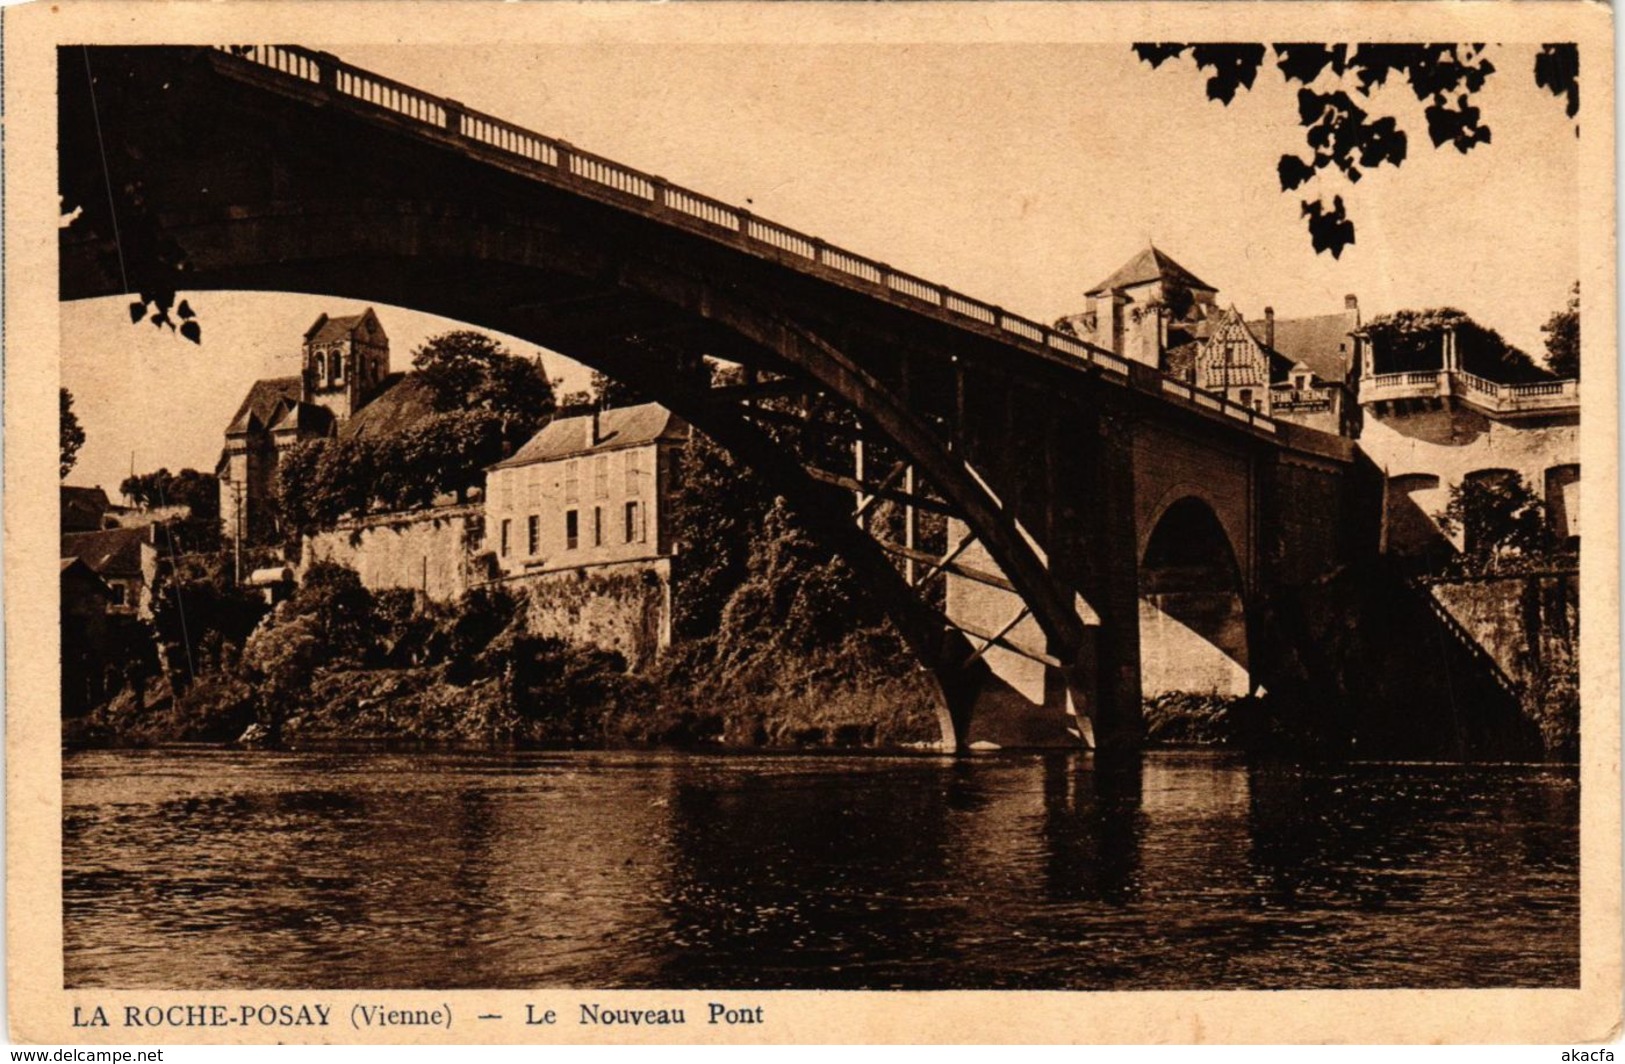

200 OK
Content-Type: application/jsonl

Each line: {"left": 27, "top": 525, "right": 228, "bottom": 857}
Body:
{"left": 63, "top": 748, "right": 1578, "bottom": 990}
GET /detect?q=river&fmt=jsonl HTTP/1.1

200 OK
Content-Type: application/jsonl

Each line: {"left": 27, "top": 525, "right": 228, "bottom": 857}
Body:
{"left": 62, "top": 747, "right": 1578, "bottom": 990}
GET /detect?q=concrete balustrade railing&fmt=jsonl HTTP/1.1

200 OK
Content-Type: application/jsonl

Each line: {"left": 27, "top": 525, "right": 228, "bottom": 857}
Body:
{"left": 212, "top": 44, "right": 1279, "bottom": 436}
{"left": 1362, "top": 367, "right": 1578, "bottom": 414}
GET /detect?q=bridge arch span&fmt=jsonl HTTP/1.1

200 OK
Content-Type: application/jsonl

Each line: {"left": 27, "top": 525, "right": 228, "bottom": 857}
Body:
{"left": 61, "top": 45, "right": 1366, "bottom": 751}
{"left": 1136, "top": 482, "right": 1251, "bottom": 587}
{"left": 1136, "top": 494, "right": 1252, "bottom": 706}
{"left": 61, "top": 50, "right": 1105, "bottom": 750}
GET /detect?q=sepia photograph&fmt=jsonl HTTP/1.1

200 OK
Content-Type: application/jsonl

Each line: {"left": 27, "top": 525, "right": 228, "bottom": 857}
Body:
{"left": 9, "top": 0, "right": 1619, "bottom": 1046}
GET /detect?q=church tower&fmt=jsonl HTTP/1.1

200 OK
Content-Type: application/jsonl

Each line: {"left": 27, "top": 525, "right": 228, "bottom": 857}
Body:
{"left": 300, "top": 308, "right": 390, "bottom": 424}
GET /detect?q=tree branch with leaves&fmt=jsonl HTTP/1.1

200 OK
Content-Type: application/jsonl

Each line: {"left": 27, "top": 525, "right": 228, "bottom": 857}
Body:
{"left": 1132, "top": 43, "right": 1579, "bottom": 258}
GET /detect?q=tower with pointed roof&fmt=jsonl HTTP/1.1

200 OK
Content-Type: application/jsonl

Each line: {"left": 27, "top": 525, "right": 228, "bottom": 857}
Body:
{"left": 1066, "top": 245, "right": 1219, "bottom": 368}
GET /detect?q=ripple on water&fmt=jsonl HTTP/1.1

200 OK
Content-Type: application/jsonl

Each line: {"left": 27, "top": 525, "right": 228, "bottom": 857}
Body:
{"left": 63, "top": 748, "right": 1578, "bottom": 989}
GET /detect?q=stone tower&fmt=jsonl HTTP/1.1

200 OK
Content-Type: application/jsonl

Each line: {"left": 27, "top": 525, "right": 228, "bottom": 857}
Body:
{"left": 301, "top": 308, "right": 390, "bottom": 423}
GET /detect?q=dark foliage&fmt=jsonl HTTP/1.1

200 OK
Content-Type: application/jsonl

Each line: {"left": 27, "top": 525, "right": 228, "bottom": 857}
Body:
{"left": 590, "top": 370, "right": 644, "bottom": 411}
{"left": 61, "top": 389, "right": 86, "bottom": 480}
{"left": 385, "top": 409, "right": 507, "bottom": 508}
{"left": 1133, "top": 42, "right": 1579, "bottom": 257}
{"left": 282, "top": 561, "right": 379, "bottom": 663}
{"left": 411, "top": 331, "right": 554, "bottom": 449}
{"left": 1435, "top": 472, "right": 1553, "bottom": 573}
{"left": 60, "top": 48, "right": 204, "bottom": 341}
{"left": 1542, "top": 281, "right": 1580, "bottom": 379}
{"left": 274, "top": 437, "right": 375, "bottom": 536}
{"left": 1363, "top": 307, "right": 1550, "bottom": 382}
{"left": 147, "top": 551, "right": 269, "bottom": 694}
{"left": 1534, "top": 43, "right": 1580, "bottom": 123}
{"left": 120, "top": 467, "right": 219, "bottom": 519}
{"left": 507, "top": 636, "right": 633, "bottom": 738}
{"left": 667, "top": 431, "right": 777, "bottom": 639}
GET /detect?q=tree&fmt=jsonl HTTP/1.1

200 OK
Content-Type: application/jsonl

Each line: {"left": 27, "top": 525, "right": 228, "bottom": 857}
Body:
{"left": 1363, "top": 308, "right": 1551, "bottom": 383}
{"left": 667, "top": 432, "right": 776, "bottom": 640}
{"left": 148, "top": 557, "right": 268, "bottom": 693}
{"left": 167, "top": 469, "right": 221, "bottom": 521}
{"left": 1133, "top": 43, "right": 1580, "bottom": 257}
{"left": 411, "top": 331, "right": 554, "bottom": 449}
{"left": 119, "top": 466, "right": 218, "bottom": 518}
{"left": 121, "top": 467, "right": 171, "bottom": 508}
{"left": 386, "top": 409, "right": 507, "bottom": 509}
{"left": 590, "top": 370, "right": 643, "bottom": 410}
{"left": 281, "top": 561, "right": 378, "bottom": 663}
{"left": 274, "top": 438, "right": 375, "bottom": 537}
{"left": 1436, "top": 472, "right": 1551, "bottom": 571}
{"left": 60, "top": 388, "right": 85, "bottom": 479}
{"left": 1542, "top": 281, "right": 1580, "bottom": 378}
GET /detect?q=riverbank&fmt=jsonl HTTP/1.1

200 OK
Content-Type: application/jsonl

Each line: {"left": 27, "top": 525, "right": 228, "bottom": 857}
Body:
{"left": 65, "top": 617, "right": 944, "bottom": 752}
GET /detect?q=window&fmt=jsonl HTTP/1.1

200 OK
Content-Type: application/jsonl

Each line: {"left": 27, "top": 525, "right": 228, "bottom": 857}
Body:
{"left": 624, "top": 500, "right": 642, "bottom": 543}
{"left": 565, "top": 510, "right": 578, "bottom": 550}
{"left": 108, "top": 585, "right": 126, "bottom": 607}
{"left": 313, "top": 353, "right": 326, "bottom": 382}
{"left": 526, "top": 468, "right": 541, "bottom": 508}
{"left": 625, "top": 450, "right": 641, "bottom": 496}
{"left": 528, "top": 515, "right": 540, "bottom": 556}
{"left": 499, "top": 472, "right": 513, "bottom": 510}
{"left": 594, "top": 456, "right": 610, "bottom": 499}
{"left": 333, "top": 351, "right": 345, "bottom": 383}
{"left": 564, "top": 460, "right": 580, "bottom": 504}
{"left": 593, "top": 506, "right": 603, "bottom": 547}
{"left": 1238, "top": 388, "right": 1253, "bottom": 408}
{"left": 500, "top": 518, "right": 511, "bottom": 557}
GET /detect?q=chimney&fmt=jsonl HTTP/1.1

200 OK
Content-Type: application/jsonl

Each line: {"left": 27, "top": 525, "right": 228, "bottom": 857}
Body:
{"left": 591, "top": 406, "right": 602, "bottom": 446}
{"left": 1264, "top": 306, "right": 1275, "bottom": 349}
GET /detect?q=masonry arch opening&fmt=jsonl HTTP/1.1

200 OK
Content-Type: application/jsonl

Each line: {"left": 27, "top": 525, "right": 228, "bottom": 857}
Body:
{"left": 1137, "top": 496, "right": 1251, "bottom": 702}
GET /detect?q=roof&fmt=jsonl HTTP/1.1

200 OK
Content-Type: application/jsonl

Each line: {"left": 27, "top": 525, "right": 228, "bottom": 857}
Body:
{"left": 60, "top": 557, "right": 112, "bottom": 594}
{"left": 268, "top": 399, "right": 336, "bottom": 437}
{"left": 226, "top": 376, "right": 303, "bottom": 435}
{"left": 303, "top": 309, "right": 382, "bottom": 347}
{"left": 62, "top": 485, "right": 111, "bottom": 532}
{"left": 1247, "top": 309, "right": 1359, "bottom": 385}
{"left": 61, "top": 526, "right": 147, "bottom": 577}
{"left": 494, "top": 403, "right": 689, "bottom": 468}
{"left": 1086, "top": 246, "right": 1217, "bottom": 297}
{"left": 339, "top": 374, "right": 439, "bottom": 441}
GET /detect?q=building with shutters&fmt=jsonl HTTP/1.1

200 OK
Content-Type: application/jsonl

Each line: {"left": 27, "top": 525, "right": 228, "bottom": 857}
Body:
{"left": 483, "top": 402, "right": 689, "bottom": 577}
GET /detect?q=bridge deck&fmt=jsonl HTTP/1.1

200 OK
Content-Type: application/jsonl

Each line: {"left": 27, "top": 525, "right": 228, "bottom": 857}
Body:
{"left": 208, "top": 45, "right": 1290, "bottom": 445}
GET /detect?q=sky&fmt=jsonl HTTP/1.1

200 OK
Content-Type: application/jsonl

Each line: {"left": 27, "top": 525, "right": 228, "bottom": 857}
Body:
{"left": 60, "top": 41, "right": 1581, "bottom": 495}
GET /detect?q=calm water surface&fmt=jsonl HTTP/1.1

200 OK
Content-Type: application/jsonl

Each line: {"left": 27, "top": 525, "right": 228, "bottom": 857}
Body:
{"left": 63, "top": 748, "right": 1578, "bottom": 989}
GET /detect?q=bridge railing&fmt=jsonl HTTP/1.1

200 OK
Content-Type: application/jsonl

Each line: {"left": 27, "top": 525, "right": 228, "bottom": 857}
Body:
{"left": 210, "top": 44, "right": 1278, "bottom": 438}
{"left": 1158, "top": 378, "right": 1276, "bottom": 432}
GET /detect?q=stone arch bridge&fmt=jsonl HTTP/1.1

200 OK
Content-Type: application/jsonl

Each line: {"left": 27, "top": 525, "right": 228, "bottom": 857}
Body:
{"left": 59, "top": 46, "right": 1378, "bottom": 751}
